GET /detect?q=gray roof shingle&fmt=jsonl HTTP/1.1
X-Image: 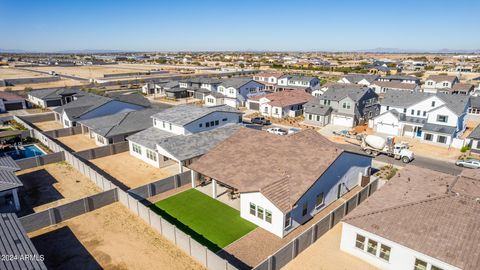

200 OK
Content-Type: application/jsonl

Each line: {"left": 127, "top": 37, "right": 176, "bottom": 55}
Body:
{"left": 126, "top": 126, "right": 174, "bottom": 149}
{"left": 0, "top": 213, "right": 47, "bottom": 270}
{"left": 79, "top": 109, "right": 158, "bottom": 138}
{"left": 320, "top": 84, "right": 373, "bottom": 102}
{"left": 304, "top": 98, "right": 333, "bottom": 116}
{"left": 0, "top": 169, "right": 23, "bottom": 192}
{"left": 468, "top": 124, "right": 480, "bottom": 140}
{"left": 151, "top": 105, "right": 241, "bottom": 126}
{"left": 0, "top": 156, "right": 21, "bottom": 171}
{"left": 422, "top": 123, "right": 457, "bottom": 135}
{"left": 28, "top": 88, "right": 85, "bottom": 100}
{"left": 343, "top": 74, "right": 379, "bottom": 84}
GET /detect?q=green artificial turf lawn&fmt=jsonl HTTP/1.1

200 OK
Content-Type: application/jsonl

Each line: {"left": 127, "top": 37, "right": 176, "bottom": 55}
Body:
{"left": 151, "top": 189, "right": 257, "bottom": 251}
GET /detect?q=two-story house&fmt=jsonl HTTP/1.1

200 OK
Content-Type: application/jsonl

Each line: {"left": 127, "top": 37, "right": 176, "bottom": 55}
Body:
{"left": 127, "top": 105, "right": 243, "bottom": 173}
{"left": 204, "top": 78, "right": 265, "bottom": 108}
{"left": 277, "top": 75, "right": 320, "bottom": 91}
{"left": 337, "top": 74, "right": 379, "bottom": 86}
{"left": 179, "top": 77, "right": 223, "bottom": 99}
{"left": 253, "top": 72, "right": 284, "bottom": 91}
{"left": 28, "top": 88, "right": 86, "bottom": 108}
{"left": 304, "top": 84, "right": 379, "bottom": 127}
{"left": 370, "top": 90, "right": 469, "bottom": 146}
{"left": 376, "top": 75, "right": 420, "bottom": 84}
{"left": 423, "top": 75, "right": 459, "bottom": 93}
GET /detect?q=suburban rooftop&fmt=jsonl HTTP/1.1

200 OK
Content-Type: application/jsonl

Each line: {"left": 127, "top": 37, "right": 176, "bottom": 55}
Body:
{"left": 151, "top": 104, "right": 241, "bottom": 126}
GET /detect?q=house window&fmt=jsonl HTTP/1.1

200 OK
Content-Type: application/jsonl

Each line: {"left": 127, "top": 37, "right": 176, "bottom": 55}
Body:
{"left": 414, "top": 259, "right": 428, "bottom": 270}
{"left": 284, "top": 212, "right": 291, "bottom": 228}
{"left": 416, "top": 110, "right": 420, "bottom": 116}
{"left": 146, "top": 149, "right": 157, "bottom": 161}
{"left": 355, "top": 234, "right": 366, "bottom": 250}
{"left": 342, "top": 102, "right": 350, "bottom": 109}
{"left": 222, "top": 118, "right": 227, "bottom": 121}
{"left": 97, "top": 136, "right": 105, "bottom": 144}
{"left": 206, "top": 122, "right": 210, "bottom": 127}
{"left": 316, "top": 115, "right": 320, "bottom": 121}
{"left": 424, "top": 133, "right": 433, "bottom": 141}
{"left": 210, "top": 121, "right": 214, "bottom": 126}
{"left": 379, "top": 244, "right": 391, "bottom": 261}
{"left": 411, "top": 109, "right": 414, "bottom": 115}
{"left": 403, "top": 108, "right": 406, "bottom": 113}
{"left": 264, "top": 107, "right": 268, "bottom": 113}
{"left": 315, "top": 193, "right": 324, "bottom": 208}
{"left": 249, "top": 203, "right": 256, "bottom": 215}
{"left": 265, "top": 210, "right": 272, "bottom": 223}
{"left": 367, "top": 239, "right": 378, "bottom": 255}
{"left": 229, "top": 89, "right": 234, "bottom": 94}
{"left": 257, "top": 206, "right": 264, "bottom": 219}
{"left": 169, "top": 123, "right": 172, "bottom": 130}
{"left": 431, "top": 101, "right": 436, "bottom": 107}
{"left": 437, "top": 115, "right": 448, "bottom": 123}
{"left": 199, "top": 123, "right": 203, "bottom": 128}
{"left": 163, "top": 121, "right": 166, "bottom": 128}
{"left": 302, "top": 202, "right": 308, "bottom": 216}
{"left": 215, "top": 120, "right": 219, "bottom": 125}
{"left": 163, "top": 156, "right": 169, "bottom": 162}
{"left": 386, "top": 106, "right": 390, "bottom": 111}
{"left": 437, "top": 135, "right": 447, "bottom": 144}
{"left": 132, "top": 143, "right": 142, "bottom": 155}
{"left": 308, "top": 114, "right": 312, "bottom": 120}
{"left": 423, "top": 111, "right": 426, "bottom": 117}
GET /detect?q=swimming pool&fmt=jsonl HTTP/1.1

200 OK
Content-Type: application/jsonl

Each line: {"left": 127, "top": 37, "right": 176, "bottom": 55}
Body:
{"left": 0, "top": 144, "right": 46, "bottom": 160}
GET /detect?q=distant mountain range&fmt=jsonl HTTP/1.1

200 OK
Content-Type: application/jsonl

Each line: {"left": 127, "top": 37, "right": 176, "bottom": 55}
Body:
{"left": 355, "top": 47, "right": 480, "bottom": 54}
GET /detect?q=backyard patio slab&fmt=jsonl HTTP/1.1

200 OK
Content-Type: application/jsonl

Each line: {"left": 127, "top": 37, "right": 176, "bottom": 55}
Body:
{"left": 90, "top": 151, "right": 179, "bottom": 189}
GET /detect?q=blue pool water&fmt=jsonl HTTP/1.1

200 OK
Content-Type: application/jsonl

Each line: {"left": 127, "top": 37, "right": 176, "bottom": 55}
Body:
{"left": 0, "top": 145, "right": 45, "bottom": 160}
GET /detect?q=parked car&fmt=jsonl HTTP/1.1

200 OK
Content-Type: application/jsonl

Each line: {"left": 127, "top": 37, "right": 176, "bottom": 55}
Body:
{"left": 267, "top": 127, "right": 288, "bottom": 135}
{"left": 455, "top": 159, "right": 480, "bottom": 169}
{"left": 288, "top": 128, "right": 301, "bottom": 134}
{"left": 251, "top": 117, "right": 271, "bottom": 125}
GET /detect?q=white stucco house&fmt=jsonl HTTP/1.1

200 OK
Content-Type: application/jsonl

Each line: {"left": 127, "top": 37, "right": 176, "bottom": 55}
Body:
{"left": 423, "top": 75, "right": 459, "bottom": 93}
{"left": 277, "top": 74, "right": 320, "bottom": 91}
{"left": 246, "top": 89, "right": 314, "bottom": 118}
{"left": 341, "top": 165, "right": 480, "bottom": 270}
{"left": 53, "top": 93, "right": 150, "bottom": 128}
{"left": 337, "top": 74, "right": 379, "bottom": 86}
{"left": 212, "top": 78, "right": 265, "bottom": 108}
{"left": 126, "top": 105, "right": 243, "bottom": 173}
{"left": 189, "top": 128, "right": 372, "bottom": 237}
{"left": 370, "top": 90, "right": 469, "bottom": 147}
{"left": 253, "top": 72, "right": 284, "bottom": 91}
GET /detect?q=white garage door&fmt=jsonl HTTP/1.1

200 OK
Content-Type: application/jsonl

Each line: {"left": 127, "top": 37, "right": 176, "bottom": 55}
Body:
{"left": 332, "top": 115, "right": 354, "bottom": 127}
{"left": 376, "top": 122, "right": 399, "bottom": 135}
{"left": 224, "top": 99, "right": 238, "bottom": 108}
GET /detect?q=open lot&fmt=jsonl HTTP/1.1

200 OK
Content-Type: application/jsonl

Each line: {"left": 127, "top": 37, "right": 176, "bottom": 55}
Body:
{"left": 284, "top": 223, "right": 378, "bottom": 270}
{"left": 17, "top": 162, "right": 101, "bottom": 216}
{"left": 29, "top": 202, "right": 204, "bottom": 270}
{"left": 223, "top": 185, "right": 361, "bottom": 268}
{"left": 0, "top": 78, "right": 86, "bottom": 91}
{"left": 151, "top": 189, "right": 257, "bottom": 252}
{"left": 90, "top": 151, "right": 179, "bottom": 189}
{"left": 34, "top": 120, "right": 64, "bottom": 132}
{"left": 57, "top": 134, "right": 98, "bottom": 152}
{"left": 30, "top": 64, "right": 157, "bottom": 80}
{"left": 0, "top": 67, "right": 50, "bottom": 79}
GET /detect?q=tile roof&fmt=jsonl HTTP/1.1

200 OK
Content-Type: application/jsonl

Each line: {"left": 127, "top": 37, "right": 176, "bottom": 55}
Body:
{"left": 249, "top": 90, "right": 313, "bottom": 107}
{"left": 343, "top": 74, "right": 379, "bottom": 84}
{"left": 280, "top": 74, "right": 318, "bottom": 82}
{"left": 79, "top": 109, "right": 158, "bottom": 138}
{"left": 426, "top": 75, "right": 458, "bottom": 83}
{"left": 28, "top": 88, "right": 85, "bottom": 100}
{"left": 468, "top": 124, "right": 480, "bottom": 140}
{"left": 452, "top": 83, "right": 475, "bottom": 91}
{"left": 380, "top": 75, "right": 420, "bottom": 81}
{"left": 151, "top": 104, "right": 241, "bottom": 126}
{"left": 344, "top": 165, "right": 480, "bottom": 270}
{"left": 189, "top": 128, "right": 343, "bottom": 213}
{"left": 320, "top": 84, "right": 373, "bottom": 102}
{"left": 126, "top": 126, "right": 174, "bottom": 149}
{"left": 422, "top": 123, "right": 457, "bottom": 135}
{"left": 0, "top": 169, "right": 23, "bottom": 192}
{"left": 0, "top": 213, "right": 47, "bottom": 270}
{"left": 0, "top": 91, "right": 24, "bottom": 101}
{"left": 371, "top": 81, "right": 417, "bottom": 90}
{"left": 304, "top": 98, "right": 333, "bottom": 116}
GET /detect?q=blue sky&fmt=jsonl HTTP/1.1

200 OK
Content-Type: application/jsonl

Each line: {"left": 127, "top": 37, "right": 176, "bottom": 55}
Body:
{"left": 0, "top": 0, "right": 479, "bottom": 52}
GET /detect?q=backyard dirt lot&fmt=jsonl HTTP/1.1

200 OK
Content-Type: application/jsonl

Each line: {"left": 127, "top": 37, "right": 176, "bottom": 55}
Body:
{"left": 90, "top": 152, "right": 179, "bottom": 189}
{"left": 17, "top": 162, "right": 101, "bottom": 216}
{"left": 30, "top": 65, "right": 153, "bottom": 79}
{"left": 57, "top": 134, "right": 98, "bottom": 152}
{"left": 284, "top": 224, "right": 378, "bottom": 270}
{"left": 0, "top": 67, "right": 50, "bottom": 79}
{"left": 222, "top": 186, "right": 361, "bottom": 268}
{"left": 29, "top": 203, "right": 204, "bottom": 270}
{"left": 34, "top": 120, "right": 64, "bottom": 132}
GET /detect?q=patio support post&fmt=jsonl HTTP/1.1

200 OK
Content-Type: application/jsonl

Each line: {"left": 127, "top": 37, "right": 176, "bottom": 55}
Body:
{"left": 191, "top": 170, "right": 197, "bottom": 188}
{"left": 178, "top": 161, "right": 183, "bottom": 173}
{"left": 212, "top": 179, "right": 217, "bottom": 198}
{"left": 12, "top": 189, "right": 20, "bottom": 211}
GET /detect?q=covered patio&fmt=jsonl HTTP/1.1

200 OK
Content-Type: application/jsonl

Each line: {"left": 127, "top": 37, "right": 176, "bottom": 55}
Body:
{"left": 191, "top": 170, "right": 240, "bottom": 210}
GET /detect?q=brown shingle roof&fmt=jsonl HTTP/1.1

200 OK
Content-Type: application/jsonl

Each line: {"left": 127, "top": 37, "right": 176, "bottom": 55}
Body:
{"left": 426, "top": 75, "right": 458, "bottom": 83}
{"left": 248, "top": 89, "right": 313, "bottom": 107}
{"left": 371, "top": 81, "right": 417, "bottom": 90}
{"left": 452, "top": 83, "right": 474, "bottom": 91}
{"left": 0, "top": 91, "right": 24, "bottom": 101}
{"left": 344, "top": 165, "right": 480, "bottom": 270}
{"left": 189, "top": 128, "right": 343, "bottom": 212}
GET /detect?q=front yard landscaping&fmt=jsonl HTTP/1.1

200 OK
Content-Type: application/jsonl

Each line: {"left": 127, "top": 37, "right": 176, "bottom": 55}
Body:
{"left": 150, "top": 189, "right": 257, "bottom": 252}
